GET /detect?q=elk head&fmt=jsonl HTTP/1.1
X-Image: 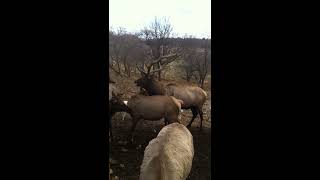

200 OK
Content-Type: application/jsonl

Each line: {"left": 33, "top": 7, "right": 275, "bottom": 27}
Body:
{"left": 109, "top": 91, "right": 131, "bottom": 114}
{"left": 134, "top": 55, "right": 170, "bottom": 88}
{"left": 135, "top": 65, "right": 160, "bottom": 87}
{"left": 134, "top": 63, "right": 165, "bottom": 96}
{"left": 135, "top": 54, "right": 178, "bottom": 95}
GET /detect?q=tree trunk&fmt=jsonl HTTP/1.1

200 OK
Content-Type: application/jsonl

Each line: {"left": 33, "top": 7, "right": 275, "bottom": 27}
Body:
{"left": 127, "top": 64, "right": 131, "bottom": 77}
{"left": 153, "top": 62, "right": 162, "bottom": 81}
{"left": 124, "top": 63, "right": 128, "bottom": 76}
{"left": 198, "top": 71, "right": 202, "bottom": 85}
{"left": 123, "top": 60, "right": 131, "bottom": 78}
{"left": 116, "top": 61, "right": 121, "bottom": 76}
{"left": 158, "top": 71, "right": 162, "bottom": 81}
{"left": 199, "top": 70, "right": 208, "bottom": 89}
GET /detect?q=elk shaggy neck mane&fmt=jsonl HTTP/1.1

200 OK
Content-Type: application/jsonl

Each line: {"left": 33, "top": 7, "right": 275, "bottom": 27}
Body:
{"left": 145, "top": 79, "right": 165, "bottom": 95}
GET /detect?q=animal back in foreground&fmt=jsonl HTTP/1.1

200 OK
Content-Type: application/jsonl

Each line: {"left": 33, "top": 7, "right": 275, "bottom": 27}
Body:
{"left": 140, "top": 123, "right": 194, "bottom": 180}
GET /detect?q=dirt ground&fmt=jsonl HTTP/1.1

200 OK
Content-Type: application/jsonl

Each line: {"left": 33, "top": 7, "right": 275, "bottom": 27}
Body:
{"left": 109, "top": 74, "right": 213, "bottom": 180}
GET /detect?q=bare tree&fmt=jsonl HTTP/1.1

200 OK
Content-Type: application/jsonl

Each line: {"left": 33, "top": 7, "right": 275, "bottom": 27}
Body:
{"left": 195, "top": 39, "right": 211, "bottom": 88}
{"left": 180, "top": 48, "right": 199, "bottom": 82}
{"left": 109, "top": 28, "right": 126, "bottom": 76}
{"left": 109, "top": 28, "right": 148, "bottom": 77}
{"left": 120, "top": 34, "right": 144, "bottom": 77}
{"left": 138, "top": 17, "right": 180, "bottom": 81}
{"left": 176, "top": 35, "right": 197, "bottom": 82}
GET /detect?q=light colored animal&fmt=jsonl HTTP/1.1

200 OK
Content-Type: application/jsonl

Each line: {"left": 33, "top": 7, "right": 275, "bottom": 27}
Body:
{"left": 139, "top": 122, "right": 194, "bottom": 180}
{"left": 126, "top": 95, "right": 183, "bottom": 142}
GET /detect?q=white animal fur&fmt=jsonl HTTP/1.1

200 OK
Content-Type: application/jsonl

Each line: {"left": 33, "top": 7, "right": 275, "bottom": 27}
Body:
{"left": 140, "top": 123, "right": 194, "bottom": 180}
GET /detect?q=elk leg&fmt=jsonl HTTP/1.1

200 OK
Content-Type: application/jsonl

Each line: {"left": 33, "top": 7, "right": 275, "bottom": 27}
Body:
{"left": 128, "top": 117, "right": 139, "bottom": 143}
{"left": 199, "top": 108, "right": 204, "bottom": 131}
{"left": 186, "top": 107, "right": 199, "bottom": 128}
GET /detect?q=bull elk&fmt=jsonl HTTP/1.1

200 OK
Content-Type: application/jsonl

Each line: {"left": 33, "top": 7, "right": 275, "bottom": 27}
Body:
{"left": 135, "top": 55, "right": 208, "bottom": 130}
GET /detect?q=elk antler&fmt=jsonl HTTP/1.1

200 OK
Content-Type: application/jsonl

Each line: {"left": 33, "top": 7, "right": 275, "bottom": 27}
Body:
{"left": 150, "top": 54, "right": 177, "bottom": 67}
{"left": 159, "top": 54, "right": 179, "bottom": 66}
{"left": 136, "top": 64, "right": 147, "bottom": 75}
{"left": 137, "top": 53, "right": 178, "bottom": 76}
{"left": 146, "top": 53, "right": 178, "bottom": 74}
{"left": 148, "top": 62, "right": 167, "bottom": 74}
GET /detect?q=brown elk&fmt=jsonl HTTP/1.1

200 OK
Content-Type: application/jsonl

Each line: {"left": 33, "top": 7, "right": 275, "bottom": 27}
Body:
{"left": 126, "top": 94, "right": 183, "bottom": 142}
{"left": 135, "top": 56, "right": 207, "bottom": 130}
{"left": 109, "top": 81, "right": 131, "bottom": 139}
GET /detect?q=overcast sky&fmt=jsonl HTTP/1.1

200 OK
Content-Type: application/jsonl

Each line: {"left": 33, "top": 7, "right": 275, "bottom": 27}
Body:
{"left": 109, "top": 0, "right": 211, "bottom": 38}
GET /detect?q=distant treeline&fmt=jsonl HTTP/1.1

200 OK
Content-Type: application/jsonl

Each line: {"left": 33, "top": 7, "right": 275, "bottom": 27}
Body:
{"left": 109, "top": 30, "right": 211, "bottom": 49}
{"left": 108, "top": 17, "right": 211, "bottom": 88}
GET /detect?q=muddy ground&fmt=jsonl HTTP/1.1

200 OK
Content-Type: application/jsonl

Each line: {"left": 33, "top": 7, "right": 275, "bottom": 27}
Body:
{"left": 109, "top": 75, "right": 213, "bottom": 180}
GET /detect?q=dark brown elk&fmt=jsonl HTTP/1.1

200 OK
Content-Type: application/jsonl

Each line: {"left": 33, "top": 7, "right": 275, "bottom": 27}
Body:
{"left": 135, "top": 57, "right": 207, "bottom": 130}
{"left": 109, "top": 81, "right": 131, "bottom": 139}
{"left": 126, "top": 94, "right": 183, "bottom": 142}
